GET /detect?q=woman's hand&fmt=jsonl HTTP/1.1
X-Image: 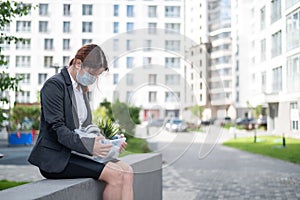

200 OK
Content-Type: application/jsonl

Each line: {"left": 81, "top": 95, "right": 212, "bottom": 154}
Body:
{"left": 119, "top": 134, "right": 127, "bottom": 153}
{"left": 92, "top": 135, "right": 112, "bottom": 158}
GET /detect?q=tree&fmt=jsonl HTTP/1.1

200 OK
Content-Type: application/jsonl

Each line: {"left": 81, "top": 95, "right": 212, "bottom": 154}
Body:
{"left": 0, "top": 1, "right": 33, "bottom": 125}
{"left": 190, "top": 105, "right": 204, "bottom": 120}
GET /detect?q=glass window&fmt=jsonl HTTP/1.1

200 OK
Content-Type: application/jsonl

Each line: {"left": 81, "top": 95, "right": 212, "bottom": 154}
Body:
{"left": 39, "top": 21, "right": 48, "bottom": 33}
{"left": 286, "top": 9, "right": 300, "bottom": 51}
{"left": 271, "top": 30, "right": 282, "bottom": 57}
{"left": 63, "top": 39, "right": 70, "bottom": 50}
{"left": 114, "top": 5, "right": 119, "bottom": 17}
{"left": 82, "top": 22, "right": 92, "bottom": 32}
{"left": 144, "top": 40, "right": 152, "bottom": 51}
{"left": 113, "top": 73, "right": 119, "bottom": 85}
{"left": 82, "top": 39, "right": 92, "bottom": 45}
{"left": 165, "top": 23, "right": 180, "bottom": 34}
{"left": 16, "top": 21, "right": 31, "bottom": 32}
{"left": 127, "top": 5, "right": 134, "bottom": 17}
{"left": 148, "top": 91, "right": 157, "bottom": 102}
{"left": 165, "top": 6, "right": 180, "bottom": 17}
{"left": 148, "top": 23, "right": 157, "bottom": 34}
{"left": 286, "top": 0, "right": 299, "bottom": 9}
{"left": 126, "top": 22, "right": 134, "bottom": 32}
{"left": 113, "top": 22, "right": 119, "bottom": 33}
{"left": 126, "top": 40, "right": 132, "bottom": 51}
{"left": 44, "top": 56, "right": 53, "bottom": 67}
{"left": 287, "top": 53, "right": 300, "bottom": 92}
{"left": 39, "top": 3, "right": 48, "bottom": 16}
{"left": 165, "top": 40, "right": 180, "bottom": 51}
{"left": 63, "top": 21, "right": 70, "bottom": 33}
{"left": 126, "top": 91, "right": 133, "bottom": 103}
{"left": 143, "top": 57, "right": 152, "bottom": 67}
{"left": 82, "top": 4, "right": 93, "bottom": 15}
{"left": 148, "top": 74, "right": 157, "bottom": 85}
{"left": 63, "top": 56, "right": 70, "bottom": 66}
{"left": 260, "top": 39, "right": 266, "bottom": 61}
{"left": 126, "top": 74, "right": 134, "bottom": 85}
{"left": 271, "top": 0, "right": 281, "bottom": 23}
{"left": 260, "top": 6, "right": 265, "bottom": 30}
{"left": 272, "top": 66, "right": 282, "bottom": 92}
{"left": 126, "top": 57, "right": 134, "bottom": 68}
{"left": 15, "top": 91, "right": 30, "bottom": 103}
{"left": 165, "top": 74, "right": 180, "bottom": 85}
{"left": 113, "top": 56, "right": 119, "bottom": 68}
{"left": 113, "top": 39, "right": 119, "bottom": 51}
{"left": 63, "top": 4, "right": 71, "bottom": 16}
{"left": 165, "top": 57, "right": 180, "bottom": 68}
{"left": 0, "top": 56, "right": 9, "bottom": 67}
{"left": 165, "top": 92, "right": 180, "bottom": 102}
{"left": 148, "top": 6, "right": 157, "bottom": 18}
{"left": 44, "top": 39, "right": 53, "bottom": 50}
{"left": 16, "top": 73, "right": 30, "bottom": 84}
{"left": 16, "top": 39, "right": 31, "bottom": 50}
{"left": 16, "top": 56, "right": 31, "bottom": 67}
{"left": 38, "top": 73, "right": 47, "bottom": 85}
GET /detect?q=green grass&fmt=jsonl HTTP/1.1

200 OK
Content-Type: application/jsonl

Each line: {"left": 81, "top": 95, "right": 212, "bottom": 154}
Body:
{"left": 223, "top": 136, "right": 300, "bottom": 164}
{"left": 120, "top": 137, "right": 151, "bottom": 157}
{"left": 0, "top": 180, "right": 29, "bottom": 191}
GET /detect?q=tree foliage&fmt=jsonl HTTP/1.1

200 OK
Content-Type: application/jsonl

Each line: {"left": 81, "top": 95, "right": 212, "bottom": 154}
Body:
{"left": 190, "top": 105, "right": 204, "bottom": 119}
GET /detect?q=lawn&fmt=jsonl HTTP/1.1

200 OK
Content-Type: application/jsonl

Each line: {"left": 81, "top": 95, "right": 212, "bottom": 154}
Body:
{"left": 223, "top": 136, "right": 300, "bottom": 164}
{"left": 120, "top": 137, "right": 151, "bottom": 157}
{"left": 0, "top": 180, "right": 29, "bottom": 191}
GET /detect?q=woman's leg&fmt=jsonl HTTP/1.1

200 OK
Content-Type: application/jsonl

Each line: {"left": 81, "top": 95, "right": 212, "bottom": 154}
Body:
{"left": 114, "top": 161, "right": 134, "bottom": 200}
{"left": 99, "top": 161, "right": 134, "bottom": 200}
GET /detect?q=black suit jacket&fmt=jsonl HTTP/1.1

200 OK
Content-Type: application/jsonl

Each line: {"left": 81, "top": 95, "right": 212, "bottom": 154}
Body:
{"left": 28, "top": 67, "right": 93, "bottom": 173}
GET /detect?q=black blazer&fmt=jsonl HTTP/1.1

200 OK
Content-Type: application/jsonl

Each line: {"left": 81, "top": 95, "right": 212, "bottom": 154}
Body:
{"left": 28, "top": 67, "right": 93, "bottom": 173}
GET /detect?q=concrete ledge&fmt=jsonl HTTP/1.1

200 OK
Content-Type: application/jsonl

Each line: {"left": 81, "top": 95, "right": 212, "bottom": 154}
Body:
{"left": 0, "top": 153, "right": 162, "bottom": 200}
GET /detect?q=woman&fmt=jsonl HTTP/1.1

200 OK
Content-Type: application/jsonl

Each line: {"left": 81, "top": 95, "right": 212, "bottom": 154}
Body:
{"left": 28, "top": 44, "right": 133, "bottom": 200}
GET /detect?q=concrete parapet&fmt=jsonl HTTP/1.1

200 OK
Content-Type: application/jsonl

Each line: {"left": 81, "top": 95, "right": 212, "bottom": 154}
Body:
{"left": 0, "top": 153, "right": 162, "bottom": 200}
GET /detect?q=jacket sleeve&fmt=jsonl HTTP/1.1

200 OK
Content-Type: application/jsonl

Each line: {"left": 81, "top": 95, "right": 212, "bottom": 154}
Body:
{"left": 41, "top": 78, "right": 94, "bottom": 155}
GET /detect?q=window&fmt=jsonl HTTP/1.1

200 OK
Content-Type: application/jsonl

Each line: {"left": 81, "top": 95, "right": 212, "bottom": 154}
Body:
{"left": 272, "top": 66, "right": 282, "bottom": 92}
{"left": 0, "top": 40, "right": 10, "bottom": 50}
{"left": 260, "top": 6, "right": 265, "bottom": 30}
{"left": 286, "top": 9, "right": 300, "bottom": 50}
{"left": 39, "top": 21, "right": 48, "bottom": 33}
{"left": 63, "top": 56, "right": 70, "bottom": 66}
{"left": 126, "top": 22, "right": 134, "bottom": 32}
{"left": 165, "top": 57, "right": 180, "bottom": 68}
{"left": 113, "top": 39, "right": 119, "bottom": 51}
{"left": 143, "top": 57, "right": 152, "bottom": 66}
{"left": 165, "top": 92, "right": 180, "bottom": 102}
{"left": 126, "top": 57, "right": 134, "bottom": 68}
{"left": 260, "top": 39, "right": 266, "bottom": 61}
{"left": 38, "top": 73, "right": 47, "bottom": 85}
{"left": 165, "top": 40, "right": 180, "bottom": 51}
{"left": 165, "top": 74, "right": 180, "bottom": 85}
{"left": 63, "top": 21, "right": 70, "bottom": 33}
{"left": 144, "top": 40, "right": 152, "bottom": 51}
{"left": 126, "top": 40, "right": 132, "bottom": 51}
{"left": 44, "top": 39, "right": 53, "bottom": 50}
{"left": 114, "top": 5, "right": 119, "bottom": 17}
{"left": 16, "top": 21, "right": 31, "bottom": 32}
{"left": 148, "top": 91, "right": 157, "bottom": 103}
{"left": 127, "top": 5, "right": 134, "bottom": 17}
{"left": 63, "top": 39, "right": 70, "bottom": 50}
{"left": 126, "top": 74, "right": 134, "bottom": 85}
{"left": 113, "top": 91, "right": 119, "bottom": 102}
{"left": 113, "top": 56, "right": 119, "bottom": 68}
{"left": 82, "top": 4, "right": 93, "bottom": 15}
{"left": 82, "top": 22, "right": 92, "bottom": 33}
{"left": 1, "top": 23, "right": 10, "bottom": 32}
{"left": 148, "top": 6, "right": 157, "bottom": 18}
{"left": 261, "top": 72, "right": 266, "bottom": 92}
{"left": 286, "top": 0, "right": 300, "bottom": 8}
{"left": 287, "top": 53, "right": 300, "bottom": 92}
{"left": 63, "top": 4, "right": 71, "bottom": 16}
{"left": 15, "top": 91, "right": 30, "bottom": 103}
{"left": 16, "top": 56, "right": 30, "bottom": 67}
{"left": 148, "top": 74, "right": 157, "bottom": 85}
{"left": 113, "top": 73, "right": 119, "bottom": 85}
{"left": 126, "top": 91, "right": 133, "bottom": 102}
{"left": 82, "top": 39, "right": 92, "bottom": 45}
{"left": 165, "top": 6, "right": 180, "bottom": 17}
{"left": 165, "top": 23, "right": 180, "bottom": 34}
{"left": 16, "top": 73, "right": 30, "bottom": 84}
{"left": 235, "top": 76, "right": 239, "bottom": 87}
{"left": 271, "top": 30, "right": 282, "bottom": 57}
{"left": 271, "top": 0, "right": 281, "bottom": 23}
{"left": 0, "top": 56, "right": 9, "bottom": 67}
{"left": 16, "top": 39, "right": 31, "bottom": 50}
{"left": 113, "top": 22, "right": 119, "bottom": 33}
{"left": 148, "top": 23, "right": 157, "bottom": 34}
{"left": 44, "top": 56, "right": 53, "bottom": 67}
{"left": 39, "top": 4, "right": 48, "bottom": 16}
{"left": 200, "top": 82, "right": 203, "bottom": 90}
{"left": 290, "top": 102, "right": 299, "bottom": 130}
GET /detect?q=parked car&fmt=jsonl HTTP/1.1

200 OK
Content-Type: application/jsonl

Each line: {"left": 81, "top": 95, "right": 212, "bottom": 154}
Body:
{"left": 256, "top": 116, "right": 267, "bottom": 130}
{"left": 220, "top": 116, "right": 231, "bottom": 126}
{"left": 201, "top": 118, "right": 217, "bottom": 126}
{"left": 235, "top": 118, "right": 256, "bottom": 130}
{"left": 165, "top": 118, "right": 187, "bottom": 132}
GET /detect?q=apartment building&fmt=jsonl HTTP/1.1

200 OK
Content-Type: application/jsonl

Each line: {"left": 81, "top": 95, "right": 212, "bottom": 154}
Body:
{"left": 1, "top": 0, "right": 197, "bottom": 122}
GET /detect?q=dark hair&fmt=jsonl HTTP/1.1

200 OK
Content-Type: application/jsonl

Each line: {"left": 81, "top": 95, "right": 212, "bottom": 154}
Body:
{"left": 74, "top": 44, "right": 108, "bottom": 71}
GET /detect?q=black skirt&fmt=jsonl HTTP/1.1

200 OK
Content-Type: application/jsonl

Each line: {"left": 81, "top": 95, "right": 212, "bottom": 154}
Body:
{"left": 40, "top": 153, "right": 106, "bottom": 180}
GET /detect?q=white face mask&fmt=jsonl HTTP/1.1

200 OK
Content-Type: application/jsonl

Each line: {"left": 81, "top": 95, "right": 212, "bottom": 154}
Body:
{"left": 76, "top": 70, "right": 97, "bottom": 86}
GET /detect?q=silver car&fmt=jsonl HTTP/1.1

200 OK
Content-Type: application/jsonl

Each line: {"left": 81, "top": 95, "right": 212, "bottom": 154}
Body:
{"left": 165, "top": 119, "right": 187, "bottom": 132}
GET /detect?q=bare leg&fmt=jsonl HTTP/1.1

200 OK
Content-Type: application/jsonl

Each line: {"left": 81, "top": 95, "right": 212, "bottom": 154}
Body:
{"left": 99, "top": 162, "right": 123, "bottom": 200}
{"left": 114, "top": 161, "right": 134, "bottom": 200}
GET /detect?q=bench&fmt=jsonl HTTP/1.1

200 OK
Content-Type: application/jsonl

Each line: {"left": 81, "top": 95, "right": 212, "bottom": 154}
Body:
{"left": 0, "top": 153, "right": 162, "bottom": 200}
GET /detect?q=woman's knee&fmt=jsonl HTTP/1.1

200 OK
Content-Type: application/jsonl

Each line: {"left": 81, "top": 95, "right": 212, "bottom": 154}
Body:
{"left": 99, "top": 162, "right": 124, "bottom": 186}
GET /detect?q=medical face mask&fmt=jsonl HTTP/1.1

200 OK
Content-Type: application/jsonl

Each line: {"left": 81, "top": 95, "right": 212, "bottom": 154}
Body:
{"left": 76, "top": 69, "right": 97, "bottom": 86}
